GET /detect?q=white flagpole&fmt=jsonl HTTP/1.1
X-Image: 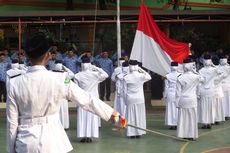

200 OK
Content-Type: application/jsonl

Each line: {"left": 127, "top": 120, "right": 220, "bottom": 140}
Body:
{"left": 117, "top": 0, "right": 121, "bottom": 66}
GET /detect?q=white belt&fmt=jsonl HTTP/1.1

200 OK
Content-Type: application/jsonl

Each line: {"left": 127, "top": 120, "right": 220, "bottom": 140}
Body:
{"left": 19, "top": 113, "right": 58, "bottom": 125}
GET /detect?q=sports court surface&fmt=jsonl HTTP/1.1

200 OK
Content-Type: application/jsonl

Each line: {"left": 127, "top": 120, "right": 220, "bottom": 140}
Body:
{"left": 0, "top": 101, "right": 230, "bottom": 153}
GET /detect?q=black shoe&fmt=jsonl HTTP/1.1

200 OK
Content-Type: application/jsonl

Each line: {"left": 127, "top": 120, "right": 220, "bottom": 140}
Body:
{"left": 188, "top": 138, "right": 195, "bottom": 141}
{"left": 207, "top": 124, "right": 212, "bottom": 129}
{"left": 100, "top": 97, "right": 104, "bottom": 101}
{"left": 135, "top": 136, "right": 141, "bottom": 138}
{"left": 129, "top": 136, "right": 136, "bottom": 139}
{"left": 215, "top": 122, "right": 220, "bottom": 125}
{"left": 106, "top": 98, "right": 110, "bottom": 101}
{"left": 86, "top": 138, "right": 92, "bottom": 143}
{"left": 80, "top": 138, "right": 87, "bottom": 143}
{"left": 201, "top": 125, "right": 207, "bottom": 129}
{"left": 169, "top": 126, "right": 174, "bottom": 130}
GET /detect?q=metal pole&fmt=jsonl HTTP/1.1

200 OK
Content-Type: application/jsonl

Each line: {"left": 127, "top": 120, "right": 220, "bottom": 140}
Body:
{"left": 18, "top": 17, "right": 22, "bottom": 51}
{"left": 117, "top": 0, "right": 121, "bottom": 65}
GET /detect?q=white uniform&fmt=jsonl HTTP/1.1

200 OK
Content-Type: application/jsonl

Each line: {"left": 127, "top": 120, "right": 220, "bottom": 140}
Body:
{"left": 7, "top": 66, "right": 113, "bottom": 153}
{"left": 124, "top": 66, "right": 151, "bottom": 137}
{"left": 176, "top": 62, "right": 201, "bottom": 139}
{"left": 214, "top": 65, "right": 225, "bottom": 122}
{"left": 74, "top": 64, "right": 108, "bottom": 138}
{"left": 52, "top": 63, "right": 74, "bottom": 129}
{"left": 164, "top": 68, "right": 180, "bottom": 127}
{"left": 219, "top": 59, "right": 230, "bottom": 117}
{"left": 198, "top": 61, "right": 218, "bottom": 125}
{"left": 111, "top": 66, "right": 128, "bottom": 117}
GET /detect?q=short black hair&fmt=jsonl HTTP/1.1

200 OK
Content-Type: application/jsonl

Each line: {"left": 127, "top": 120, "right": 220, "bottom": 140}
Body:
{"left": 25, "top": 32, "right": 50, "bottom": 58}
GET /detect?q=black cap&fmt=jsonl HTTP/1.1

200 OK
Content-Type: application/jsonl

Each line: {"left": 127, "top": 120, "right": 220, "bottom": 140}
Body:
{"left": 119, "top": 57, "right": 125, "bottom": 60}
{"left": 82, "top": 57, "right": 91, "bottom": 63}
{"left": 183, "top": 58, "right": 192, "bottom": 63}
{"left": 203, "top": 54, "right": 211, "bottom": 60}
{"left": 55, "top": 60, "right": 63, "bottom": 64}
{"left": 122, "top": 61, "right": 129, "bottom": 67}
{"left": 171, "top": 61, "right": 178, "bottom": 66}
{"left": 12, "top": 59, "right": 19, "bottom": 64}
{"left": 25, "top": 32, "right": 50, "bottom": 58}
{"left": 129, "top": 60, "right": 138, "bottom": 65}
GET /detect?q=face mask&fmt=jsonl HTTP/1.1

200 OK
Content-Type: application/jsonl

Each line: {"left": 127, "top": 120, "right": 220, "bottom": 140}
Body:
{"left": 54, "top": 63, "right": 63, "bottom": 71}
{"left": 183, "top": 62, "right": 195, "bottom": 72}
{"left": 203, "top": 59, "right": 212, "bottom": 67}
{"left": 220, "top": 58, "right": 227, "bottom": 65}
{"left": 129, "top": 65, "right": 138, "bottom": 72}
{"left": 170, "top": 66, "right": 178, "bottom": 72}
{"left": 11, "top": 63, "right": 19, "bottom": 69}
{"left": 119, "top": 60, "right": 125, "bottom": 66}
{"left": 81, "top": 63, "right": 91, "bottom": 71}
{"left": 122, "top": 66, "right": 129, "bottom": 73}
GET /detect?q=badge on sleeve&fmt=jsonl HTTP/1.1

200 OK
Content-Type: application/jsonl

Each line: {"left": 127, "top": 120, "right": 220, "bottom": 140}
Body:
{"left": 64, "top": 76, "right": 71, "bottom": 84}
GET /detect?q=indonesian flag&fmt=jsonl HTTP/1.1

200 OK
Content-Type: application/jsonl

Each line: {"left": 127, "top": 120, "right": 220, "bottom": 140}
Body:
{"left": 130, "top": 2, "right": 189, "bottom": 76}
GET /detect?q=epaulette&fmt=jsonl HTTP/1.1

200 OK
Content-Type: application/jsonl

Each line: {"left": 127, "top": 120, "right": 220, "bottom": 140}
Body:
{"left": 52, "top": 70, "right": 64, "bottom": 73}
{"left": 10, "top": 74, "right": 21, "bottom": 79}
{"left": 177, "top": 74, "right": 182, "bottom": 78}
{"left": 138, "top": 69, "right": 144, "bottom": 73}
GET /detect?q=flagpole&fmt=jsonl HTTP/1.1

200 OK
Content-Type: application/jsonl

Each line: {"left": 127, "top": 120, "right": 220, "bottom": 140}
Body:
{"left": 117, "top": 0, "right": 121, "bottom": 65}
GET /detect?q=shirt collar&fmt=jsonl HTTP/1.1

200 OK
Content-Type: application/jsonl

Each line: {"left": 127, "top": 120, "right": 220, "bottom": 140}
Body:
{"left": 27, "top": 65, "right": 47, "bottom": 73}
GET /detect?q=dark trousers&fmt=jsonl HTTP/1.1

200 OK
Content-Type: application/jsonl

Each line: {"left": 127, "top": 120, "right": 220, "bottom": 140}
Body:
{"left": 0, "top": 81, "right": 6, "bottom": 102}
{"left": 99, "top": 78, "right": 111, "bottom": 100}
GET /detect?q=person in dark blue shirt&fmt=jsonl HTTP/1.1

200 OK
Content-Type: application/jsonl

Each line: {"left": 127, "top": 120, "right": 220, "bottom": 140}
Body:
{"left": 0, "top": 51, "right": 10, "bottom": 102}
{"left": 63, "top": 47, "right": 80, "bottom": 74}
{"left": 96, "top": 51, "right": 113, "bottom": 101}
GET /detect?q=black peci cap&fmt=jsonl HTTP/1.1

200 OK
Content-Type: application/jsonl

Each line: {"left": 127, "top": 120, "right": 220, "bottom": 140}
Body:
{"left": 122, "top": 61, "right": 129, "bottom": 67}
{"left": 119, "top": 57, "right": 125, "bottom": 60}
{"left": 203, "top": 54, "right": 211, "bottom": 60}
{"left": 129, "top": 60, "right": 138, "bottom": 65}
{"left": 25, "top": 32, "right": 50, "bottom": 58}
{"left": 183, "top": 58, "right": 192, "bottom": 63}
{"left": 12, "top": 59, "right": 19, "bottom": 64}
{"left": 171, "top": 61, "right": 178, "bottom": 66}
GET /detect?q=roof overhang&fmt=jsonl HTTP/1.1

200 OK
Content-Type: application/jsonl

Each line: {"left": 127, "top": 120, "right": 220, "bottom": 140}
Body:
{"left": 0, "top": 10, "right": 229, "bottom": 24}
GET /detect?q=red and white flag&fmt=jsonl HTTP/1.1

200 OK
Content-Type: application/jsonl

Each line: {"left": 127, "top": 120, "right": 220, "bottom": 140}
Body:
{"left": 130, "top": 2, "right": 189, "bottom": 76}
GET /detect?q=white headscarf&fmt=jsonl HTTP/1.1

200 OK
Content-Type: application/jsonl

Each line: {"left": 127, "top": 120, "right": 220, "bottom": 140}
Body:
{"left": 129, "top": 65, "right": 139, "bottom": 72}
{"left": 219, "top": 58, "right": 227, "bottom": 65}
{"left": 81, "top": 63, "right": 91, "bottom": 71}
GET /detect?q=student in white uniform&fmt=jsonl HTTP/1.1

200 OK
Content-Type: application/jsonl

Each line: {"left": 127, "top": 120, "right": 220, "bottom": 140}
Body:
{"left": 164, "top": 61, "right": 181, "bottom": 130}
{"left": 212, "top": 57, "right": 226, "bottom": 124}
{"left": 52, "top": 60, "right": 74, "bottom": 130}
{"left": 124, "top": 60, "right": 151, "bottom": 138}
{"left": 6, "top": 32, "right": 127, "bottom": 153}
{"left": 74, "top": 56, "right": 108, "bottom": 143}
{"left": 176, "top": 58, "right": 202, "bottom": 141}
{"left": 197, "top": 54, "right": 220, "bottom": 129}
{"left": 111, "top": 59, "right": 128, "bottom": 117}
{"left": 219, "top": 55, "right": 230, "bottom": 120}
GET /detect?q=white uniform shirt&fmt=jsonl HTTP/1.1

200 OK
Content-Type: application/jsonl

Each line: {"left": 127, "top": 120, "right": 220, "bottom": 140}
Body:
{"left": 124, "top": 68, "right": 151, "bottom": 105}
{"left": 165, "top": 71, "right": 181, "bottom": 101}
{"left": 176, "top": 71, "right": 201, "bottom": 108}
{"left": 7, "top": 66, "right": 113, "bottom": 153}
